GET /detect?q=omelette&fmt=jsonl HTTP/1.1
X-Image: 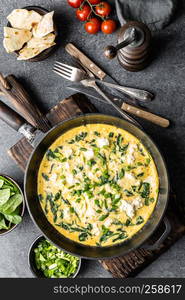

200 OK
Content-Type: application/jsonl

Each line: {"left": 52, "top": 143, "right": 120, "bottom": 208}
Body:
{"left": 37, "top": 124, "right": 159, "bottom": 247}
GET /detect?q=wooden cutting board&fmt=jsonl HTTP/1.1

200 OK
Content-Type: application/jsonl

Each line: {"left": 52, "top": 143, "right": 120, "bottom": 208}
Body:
{"left": 7, "top": 93, "right": 185, "bottom": 278}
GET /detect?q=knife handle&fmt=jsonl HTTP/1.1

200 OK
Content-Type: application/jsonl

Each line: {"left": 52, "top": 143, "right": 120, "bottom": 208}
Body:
{"left": 0, "top": 100, "right": 25, "bottom": 131}
{"left": 121, "top": 103, "right": 170, "bottom": 128}
{"left": 0, "top": 73, "right": 50, "bottom": 132}
{"left": 65, "top": 43, "right": 106, "bottom": 80}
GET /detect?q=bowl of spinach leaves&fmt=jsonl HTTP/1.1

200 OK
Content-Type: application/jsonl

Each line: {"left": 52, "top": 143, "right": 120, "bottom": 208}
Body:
{"left": 0, "top": 174, "right": 25, "bottom": 235}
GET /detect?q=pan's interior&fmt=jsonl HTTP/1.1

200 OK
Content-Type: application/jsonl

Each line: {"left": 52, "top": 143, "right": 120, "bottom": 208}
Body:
{"left": 24, "top": 114, "right": 169, "bottom": 259}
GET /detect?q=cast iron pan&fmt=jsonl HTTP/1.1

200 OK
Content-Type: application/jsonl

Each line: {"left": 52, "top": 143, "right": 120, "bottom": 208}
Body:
{"left": 0, "top": 102, "right": 170, "bottom": 259}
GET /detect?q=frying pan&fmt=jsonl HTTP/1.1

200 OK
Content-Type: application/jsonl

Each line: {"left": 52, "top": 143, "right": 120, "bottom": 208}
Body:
{"left": 0, "top": 101, "right": 170, "bottom": 259}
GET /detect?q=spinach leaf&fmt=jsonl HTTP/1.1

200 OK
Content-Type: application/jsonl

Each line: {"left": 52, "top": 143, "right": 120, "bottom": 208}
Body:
{"left": 0, "top": 194, "right": 23, "bottom": 214}
{"left": 3, "top": 213, "right": 22, "bottom": 225}
{"left": 0, "top": 214, "right": 10, "bottom": 230}
{"left": 0, "top": 189, "right": 11, "bottom": 206}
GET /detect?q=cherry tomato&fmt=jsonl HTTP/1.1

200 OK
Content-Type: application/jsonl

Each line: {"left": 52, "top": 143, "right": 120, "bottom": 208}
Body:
{"left": 101, "top": 19, "right": 116, "bottom": 34}
{"left": 88, "top": 0, "right": 101, "bottom": 4}
{"left": 76, "top": 4, "right": 91, "bottom": 21}
{"left": 67, "top": 0, "right": 84, "bottom": 8}
{"left": 95, "top": 1, "right": 111, "bottom": 17}
{"left": 85, "top": 18, "right": 101, "bottom": 34}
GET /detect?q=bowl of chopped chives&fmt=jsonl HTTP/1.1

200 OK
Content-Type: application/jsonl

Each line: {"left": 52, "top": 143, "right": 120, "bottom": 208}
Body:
{"left": 28, "top": 236, "right": 81, "bottom": 278}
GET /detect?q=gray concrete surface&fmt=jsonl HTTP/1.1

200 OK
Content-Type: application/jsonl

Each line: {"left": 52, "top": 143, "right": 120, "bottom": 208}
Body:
{"left": 0, "top": 0, "right": 185, "bottom": 278}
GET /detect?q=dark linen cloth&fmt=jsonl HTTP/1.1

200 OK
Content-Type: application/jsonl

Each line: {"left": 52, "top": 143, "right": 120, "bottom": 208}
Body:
{"left": 115, "top": 0, "right": 177, "bottom": 31}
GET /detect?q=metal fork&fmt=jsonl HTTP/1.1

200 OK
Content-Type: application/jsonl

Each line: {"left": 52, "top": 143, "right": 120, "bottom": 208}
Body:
{"left": 53, "top": 61, "right": 141, "bottom": 127}
{"left": 53, "top": 62, "right": 87, "bottom": 82}
{"left": 53, "top": 61, "right": 153, "bottom": 102}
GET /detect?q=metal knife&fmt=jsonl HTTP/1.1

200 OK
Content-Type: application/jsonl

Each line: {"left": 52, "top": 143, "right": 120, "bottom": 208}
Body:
{"left": 67, "top": 84, "right": 170, "bottom": 128}
{"left": 65, "top": 43, "right": 132, "bottom": 99}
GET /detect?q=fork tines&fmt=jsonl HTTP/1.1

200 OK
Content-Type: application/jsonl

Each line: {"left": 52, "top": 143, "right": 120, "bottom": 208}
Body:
{"left": 53, "top": 61, "right": 74, "bottom": 80}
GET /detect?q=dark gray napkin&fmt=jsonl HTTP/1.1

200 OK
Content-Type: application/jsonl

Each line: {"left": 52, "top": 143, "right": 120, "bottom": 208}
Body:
{"left": 115, "top": 0, "right": 177, "bottom": 31}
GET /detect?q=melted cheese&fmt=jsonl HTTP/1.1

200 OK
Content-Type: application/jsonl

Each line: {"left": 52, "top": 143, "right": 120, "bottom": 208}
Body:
{"left": 37, "top": 124, "right": 159, "bottom": 247}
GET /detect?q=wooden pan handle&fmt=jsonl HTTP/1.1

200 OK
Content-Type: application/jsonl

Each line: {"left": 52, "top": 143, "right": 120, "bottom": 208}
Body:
{"left": 0, "top": 73, "right": 50, "bottom": 132}
{"left": 65, "top": 43, "right": 106, "bottom": 80}
{"left": 121, "top": 103, "right": 170, "bottom": 128}
{"left": 0, "top": 101, "right": 25, "bottom": 131}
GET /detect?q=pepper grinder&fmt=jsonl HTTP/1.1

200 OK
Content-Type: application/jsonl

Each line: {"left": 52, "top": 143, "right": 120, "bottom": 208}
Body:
{"left": 104, "top": 21, "right": 151, "bottom": 72}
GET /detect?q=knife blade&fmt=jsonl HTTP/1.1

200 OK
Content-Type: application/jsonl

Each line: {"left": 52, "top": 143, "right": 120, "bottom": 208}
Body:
{"left": 65, "top": 43, "right": 127, "bottom": 99}
{"left": 67, "top": 84, "right": 170, "bottom": 128}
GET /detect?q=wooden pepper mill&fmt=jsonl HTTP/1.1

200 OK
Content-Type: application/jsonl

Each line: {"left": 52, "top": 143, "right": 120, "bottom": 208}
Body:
{"left": 104, "top": 21, "right": 151, "bottom": 72}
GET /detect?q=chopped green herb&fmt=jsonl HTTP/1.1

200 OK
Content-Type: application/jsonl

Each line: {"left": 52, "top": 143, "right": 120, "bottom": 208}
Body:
{"left": 38, "top": 194, "right": 43, "bottom": 202}
{"left": 109, "top": 132, "right": 114, "bottom": 138}
{"left": 68, "top": 139, "right": 75, "bottom": 144}
{"left": 140, "top": 182, "right": 150, "bottom": 199}
{"left": 79, "top": 232, "right": 88, "bottom": 241}
{"left": 113, "top": 231, "right": 128, "bottom": 242}
{"left": 137, "top": 172, "right": 144, "bottom": 178}
{"left": 72, "top": 169, "right": 77, "bottom": 175}
{"left": 124, "top": 189, "right": 134, "bottom": 197}
{"left": 87, "top": 159, "right": 96, "bottom": 167}
{"left": 136, "top": 216, "right": 144, "bottom": 225}
{"left": 99, "top": 213, "right": 109, "bottom": 221}
{"left": 145, "top": 158, "right": 151, "bottom": 166}
{"left": 46, "top": 149, "right": 56, "bottom": 160}
{"left": 94, "top": 131, "right": 100, "bottom": 136}
{"left": 119, "top": 168, "right": 125, "bottom": 179}
{"left": 42, "top": 173, "right": 49, "bottom": 181}
{"left": 80, "top": 147, "right": 87, "bottom": 152}
{"left": 75, "top": 132, "right": 88, "bottom": 142}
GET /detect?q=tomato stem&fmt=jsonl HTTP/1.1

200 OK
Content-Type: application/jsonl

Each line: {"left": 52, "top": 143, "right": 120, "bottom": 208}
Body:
{"left": 84, "top": 0, "right": 105, "bottom": 20}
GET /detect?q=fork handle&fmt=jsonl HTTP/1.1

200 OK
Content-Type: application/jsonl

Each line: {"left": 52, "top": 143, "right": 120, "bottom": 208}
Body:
{"left": 97, "top": 80, "right": 154, "bottom": 102}
{"left": 121, "top": 103, "right": 170, "bottom": 128}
